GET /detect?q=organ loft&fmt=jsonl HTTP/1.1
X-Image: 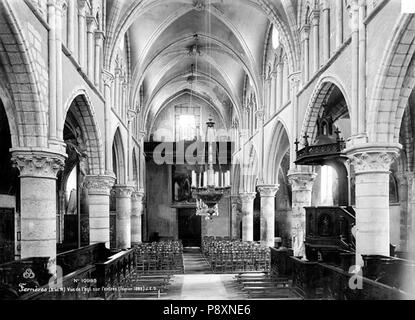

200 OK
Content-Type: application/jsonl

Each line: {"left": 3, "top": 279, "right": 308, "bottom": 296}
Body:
{"left": 0, "top": 0, "right": 414, "bottom": 301}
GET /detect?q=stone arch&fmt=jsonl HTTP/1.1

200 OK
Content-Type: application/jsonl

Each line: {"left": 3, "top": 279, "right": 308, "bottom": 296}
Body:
{"left": 300, "top": 75, "right": 351, "bottom": 143}
{"left": 0, "top": 1, "right": 47, "bottom": 147}
{"left": 63, "top": 92, "right": 105, "bottom": 176}
{"left": 368, "top": 14, "right": 415, "bottom": 143}
{"left": 266, "top": 120, "right": 291, "bottom": 185}
{"left": 0, "top": 67, "right": 19, "bottom": 148}
{"left": 112, "top": 127, "right": 126, "bottom": 185}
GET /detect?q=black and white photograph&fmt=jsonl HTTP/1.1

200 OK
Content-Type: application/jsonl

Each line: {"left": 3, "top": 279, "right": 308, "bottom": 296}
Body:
{"left": 0, "top": 0, "right": 415, "bottom": 310}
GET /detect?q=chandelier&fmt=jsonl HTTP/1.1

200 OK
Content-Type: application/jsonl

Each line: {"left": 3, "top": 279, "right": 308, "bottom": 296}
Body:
{"left": 191, "top": 118, "right": 231, "bottom": 220}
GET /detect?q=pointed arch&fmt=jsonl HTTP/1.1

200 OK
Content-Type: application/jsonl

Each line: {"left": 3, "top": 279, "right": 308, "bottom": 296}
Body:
{"left": 300, "top": 75, "right": 351, "bottom": 143}
{"left": 112, "top": 127, "right": 126, "bottom": 184}
{"left": 63, "top": 90, "right": 105, "bottom": 175}
{"left": 368, "top": 14, "right": 415, "bottom": 144}
{"left": 266, "top": 120, "right": 291, "bottom": 185}
{"left": 0, "top": 1, "right": 47, "bottom": 147}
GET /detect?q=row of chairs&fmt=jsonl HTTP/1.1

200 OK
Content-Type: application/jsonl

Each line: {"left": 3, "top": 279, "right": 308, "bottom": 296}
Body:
{"left": 133, "top": 241, "right": 184, "bottom": 274}
{"left": 202, "top": 238, "right": 271, "bottom": 273}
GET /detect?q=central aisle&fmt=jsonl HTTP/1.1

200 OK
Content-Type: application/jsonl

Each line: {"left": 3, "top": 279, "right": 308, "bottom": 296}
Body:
{"left": 182, "top": 247, "right": 211, "bottom": 274}
{"left": 164, "top": 247, "right": 247, "bottom": 300}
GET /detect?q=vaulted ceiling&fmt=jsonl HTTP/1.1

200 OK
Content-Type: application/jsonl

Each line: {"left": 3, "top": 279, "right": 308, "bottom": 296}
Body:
{"left": 105, "top": 0, "right": 299, "bottom": 132}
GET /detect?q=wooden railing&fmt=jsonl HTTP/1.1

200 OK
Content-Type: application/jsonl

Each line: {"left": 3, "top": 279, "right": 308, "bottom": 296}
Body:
{"left": 295, "top": 140, "right": 346, "bottom": 166}
{"left": 289, "top": 257, "right": 415, "bottom": 300}
{"left": 270, "top": 248, "right": 293, "bottom": 278}
{"left": 57, "top": 243, "right": 111, "bottom": 276}
{"left": 362, "top": 255, "right": 415, "bottom": 293}
{"left": 318, "top": 263, "right": 415, "bottom": 300}
{"left": 0, "top": 244, "right": 137, "bottom": 300}
{"left": 95, "top": 249, "right": 136, "bottom": 300}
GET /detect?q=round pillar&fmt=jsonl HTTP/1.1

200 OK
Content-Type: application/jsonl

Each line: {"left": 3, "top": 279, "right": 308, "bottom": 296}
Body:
{"left": 11, "top": 148, "right": 66, "bottom": 275}
{"left": 84, "top": 175, "right": 116, "bottom": 248}
{"left": 230, "top": 195, "right": 240, "bottom": 239}
{"left": 258, "top": 185, "right": 279, "bottom": 248}
{"left": 131, "top": 190, "right": 144, "bottom": 245}
{"left": 240, "top": 193, "right": 256, "bottom": 242}
{"left": 114, "top": 185, "right": 134, "bottom": 249}
{"left": 288, "top": 171, "right": 316, "bottom": 258}
{"left": 347, "top": 145, "right": 400, "bottom": 266}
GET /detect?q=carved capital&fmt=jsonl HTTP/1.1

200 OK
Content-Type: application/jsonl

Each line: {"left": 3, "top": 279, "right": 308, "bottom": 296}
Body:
{"left": 11, "top": 148, "right": 66, "bottom": 179}
{"left": 77, "top": 0, "right": 88, "bottom": 11}
{"left": 86, "top": 15, "right": 97, "bottom": 32}
{"left": 288, "top": 171, "right": 316, "bottom": 191}
{"left": 102, "top": 70, "right": 114, "bottom": 86}
{"left": 84, "top": 175, "right": 116, "bottom": 195}
{"left": 346, "top": 145, "right": 400, "bottom": 174}
{"left": 114, "top": 185, "right": 135, "bottom": 198}
{"left": 137, "top": 131, "right": 146, "bottom": 141}
{"left": 94, "top": 30, "right": 105, "bottom": 42}
{"left": 127, "top": 109, "right": 137, "bottom": 121}
{"left": 300, "top": 25, "right": 310, "bottom": 40}
{"left": 288, "top": 71, "right": 302, "bottom": 87}
{"left": 239, "top": 192, "right": 256, "bottom": 203}
{"left": 131, "top": 189, "right": 145, "bottom": 202}
{"left": 311, "top": 10, "right": 320, "bottom": 25}
{"left": 255, "top": 109, "right": 265, "bottom": 121}
{"left": 257, "top": 184, "right": 279, "bottom": 198}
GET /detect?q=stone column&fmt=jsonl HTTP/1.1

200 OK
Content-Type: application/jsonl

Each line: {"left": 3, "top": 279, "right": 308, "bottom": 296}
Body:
{"left": 114, "top": 69, "right": 120, "bottom": 112}
{"left": 282, "top": 58, "right": 289, "bottom": 104}
{"left": 67, "top": 0, "right": 75, "bottom": 53}
{"left": 86, "top": 16, "right": 97, "bottom": 80}
{"left": 269, "top": 73, "right": 276, "bottom": 116}
{"left": 301, "top": 25, "right": 310, "bottom": 83}
{"left": 336, "top": 0, "right": 344, "bottom": 48}
{"left": 77, "top": 0, "right": 87, "bottom": 69}
{"left": 322, "top": 0, "right": 330, "bottom": 61}
{"left": 231, "top": 195, "right": 240, "bottom": 239}
{"left": 240, "top": 193, "right": 256, "bottom": 242}
{"left": 84, "top": 175, "right": 116, "bottom": 248}
{"left": 347, "top": 145, "right": 400, "bottom": 266}
{"left": 311, "top": 10, "right": 320, "bottom": 73}
{"left": 276, "top": 64, "right": 283, "bottom": 111}
{"left": 258, "top": 185, "right": 279, "bottom": 248}
{"left": 349, "top": 0, "right": 359, "bottom": 135}
{"left": 55, "top": 0, "right": 64, "bottom": 138}
{"left": 358, "top": 0, "right": 367, "bottom": 134}
{"left": 289, "top": 72, "right": 301, "bottom": 170}
{"left": 102, "top": 70, "right": 114, "bottom": 174}
{"left": 396, "top": 172, "right": 409, "bottom": 251}
{"left": 131, "top": 190, "right": 145, "bottom": 245}
{"left": 407, "top": 173, "right": 415, "bottom": 258}
{"left": 11, "top": 149, "right": 66, "bottom": 275}
{"left": 288, "top": 171, "right": 316, "bottom": 258}
{"left": 94, "top": 30, "right": 104, "bottom": 89}
{"left": 114, "top": 185, "right": 135, "bottom": 249}
{"left": 47, "top": 0, "right": 57, "bottom": 142}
